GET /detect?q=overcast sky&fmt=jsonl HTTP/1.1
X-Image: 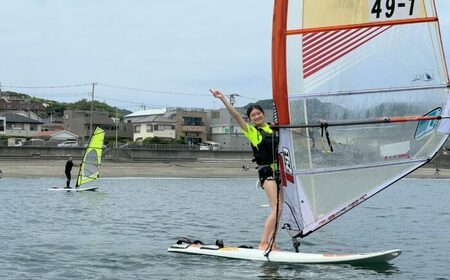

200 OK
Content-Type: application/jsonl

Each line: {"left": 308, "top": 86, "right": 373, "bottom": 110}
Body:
{"left": 0, "top": 0, "right": 449, "bottom": 112}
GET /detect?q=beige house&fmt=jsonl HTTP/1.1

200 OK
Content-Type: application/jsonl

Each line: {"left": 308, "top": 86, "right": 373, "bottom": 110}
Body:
{"left": 123, "top": 108, "right": 167, "bottom": 123}
{"left": 132, "top": 115, "right": 176, "bottom": 142}
{"left": 171, "top": 107, "right": 207, "bottom": 145}
{"left": 125, "top": 108, "right": 207, "bottom": 144}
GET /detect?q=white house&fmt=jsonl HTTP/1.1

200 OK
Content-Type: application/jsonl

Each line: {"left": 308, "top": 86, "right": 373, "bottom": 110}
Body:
{"left": 33, "top": 130, "right": 79, "bottom": 141}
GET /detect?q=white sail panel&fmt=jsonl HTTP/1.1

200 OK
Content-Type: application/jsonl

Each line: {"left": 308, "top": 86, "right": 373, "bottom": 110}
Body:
{"left": 286, "top": 22, "right": 449, "bottom": 96}
{"left": 292, "top": 162, "right": 424, "bottom": 235}
{"left": 288, "top": 89, "right": 447, "bottom": 169}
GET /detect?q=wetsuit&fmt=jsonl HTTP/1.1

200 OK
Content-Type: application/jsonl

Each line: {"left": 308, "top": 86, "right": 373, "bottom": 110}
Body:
{"left": 65, "top": 160, "right": 74, "bottom": 188}
{"left": 242, "top": 123, "right": 279, "bottom": 187}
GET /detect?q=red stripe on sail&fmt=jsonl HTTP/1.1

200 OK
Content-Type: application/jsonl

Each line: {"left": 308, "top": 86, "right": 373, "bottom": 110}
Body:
{"left": 304, "top": 30, "right": 353, "bottom": 59}
{"left": 303, "top": 28, "right": 361, "bottom": 67}
{"left": 303, "top": 26, "right": 391, "bottom": 79}
{"left": 303, "top": 31, "right": 332, "bottom": 49}
{"left": 304, "top": 27, "right": 379, "bottom": 72}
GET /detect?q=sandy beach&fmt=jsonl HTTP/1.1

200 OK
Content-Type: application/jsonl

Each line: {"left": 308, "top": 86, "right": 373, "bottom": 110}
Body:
{"left": 0, "top": 158, "right": 449, "bottom": 179}
{"left": 0, "top": 158, "right": 256, "bottom": 179}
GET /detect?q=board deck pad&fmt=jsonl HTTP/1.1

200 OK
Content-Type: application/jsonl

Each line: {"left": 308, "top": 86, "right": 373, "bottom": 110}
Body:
{"left": 168, "top": 238, "right": 401, "bottom": 264}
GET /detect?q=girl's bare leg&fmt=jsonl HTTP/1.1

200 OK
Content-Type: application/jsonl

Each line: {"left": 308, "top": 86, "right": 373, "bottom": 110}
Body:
{"left": 258, "top": 179, "right": 283, "bottom": 250}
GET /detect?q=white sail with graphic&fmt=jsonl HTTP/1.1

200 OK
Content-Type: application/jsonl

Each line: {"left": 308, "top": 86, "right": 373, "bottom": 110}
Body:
{"left": 272, "top": 0, "right": 450, "bottom": 238}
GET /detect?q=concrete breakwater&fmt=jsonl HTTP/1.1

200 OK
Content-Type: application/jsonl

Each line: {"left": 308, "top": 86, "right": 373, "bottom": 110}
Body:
{"left": 0, "top": 146, "right": 449, "bottom": 179}
{"left": 0, "top": 146, "right": 256, "bottom": 179}
{"left": 0, "top": 146, "right": 449, "bottom": 167}
{"left": 0, "top": 146, "right": 254, "bottom": 162}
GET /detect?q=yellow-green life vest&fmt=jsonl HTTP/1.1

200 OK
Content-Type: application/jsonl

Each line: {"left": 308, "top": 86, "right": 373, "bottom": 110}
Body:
{"left": 242, "top": 123, "right": 278, "bottom": 166}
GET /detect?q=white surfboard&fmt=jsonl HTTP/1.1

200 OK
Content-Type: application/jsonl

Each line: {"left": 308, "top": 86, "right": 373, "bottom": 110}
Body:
{"left": 168, "top": 240, "right": 401, "bottom": 264}
{"left": 48, "top": 186, "right": 98, "bottom": 192}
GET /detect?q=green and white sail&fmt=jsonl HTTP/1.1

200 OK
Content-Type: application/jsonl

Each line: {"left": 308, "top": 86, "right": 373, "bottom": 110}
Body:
{"left": 272, "top": 0, "right": 450, "bottom": 238}
{"left": 76, "top": 127, "right": 105, "bottom": 188}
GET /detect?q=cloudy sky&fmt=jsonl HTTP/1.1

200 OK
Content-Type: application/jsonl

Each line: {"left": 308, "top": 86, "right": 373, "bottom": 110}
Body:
{"left": 0, "top": 0, "right": 449, "bottom": 112}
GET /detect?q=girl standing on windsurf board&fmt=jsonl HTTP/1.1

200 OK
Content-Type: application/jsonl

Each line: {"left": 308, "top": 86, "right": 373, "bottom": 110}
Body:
{"left": 211, "top": 89, "right": 283, "bottom": 251}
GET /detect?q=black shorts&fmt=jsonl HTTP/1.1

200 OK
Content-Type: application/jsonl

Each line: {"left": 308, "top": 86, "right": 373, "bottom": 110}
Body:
{"left": 258, "top": 166, "right": 276, "bottom": 187}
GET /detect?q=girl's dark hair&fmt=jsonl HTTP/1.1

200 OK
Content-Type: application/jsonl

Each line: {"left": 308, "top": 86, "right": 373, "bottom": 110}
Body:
{"left": 246, "top": 105, "right": 265, "bottom": 118}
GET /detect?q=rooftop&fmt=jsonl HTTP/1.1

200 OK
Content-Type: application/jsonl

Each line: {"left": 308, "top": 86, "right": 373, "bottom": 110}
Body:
{"left": 124, "top": 108, "right": 167, "bottom": 118}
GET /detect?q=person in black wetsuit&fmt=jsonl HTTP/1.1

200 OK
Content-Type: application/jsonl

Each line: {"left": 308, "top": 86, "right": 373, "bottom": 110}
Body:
{"left": 65, "top": 157, "right": 76, "bottom": 188}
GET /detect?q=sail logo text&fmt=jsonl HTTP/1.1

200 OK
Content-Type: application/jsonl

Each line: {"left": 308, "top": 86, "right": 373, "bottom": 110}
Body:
{"left": 319, "top": 195, "right": 368, "bottom": 226}
{"left": 412, "top": 73, "right": 434, "bottom": 82}
{"left": 384, "top": 153, "right": 410, "bottom": 161}
{"left": 281, "top": 147, "right": 294, "bottom": 183}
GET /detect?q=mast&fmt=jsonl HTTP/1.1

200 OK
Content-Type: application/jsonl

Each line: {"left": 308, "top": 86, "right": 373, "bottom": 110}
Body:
{"left": 272, "top": 0, "right": 289, "bottom": 125}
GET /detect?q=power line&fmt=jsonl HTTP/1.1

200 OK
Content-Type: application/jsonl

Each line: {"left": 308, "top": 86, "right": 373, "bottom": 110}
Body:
{"left": 98, "top": 82, "right": 261, "bottom": 101}
{"left": 0, "top": 83, "right": 93, "bottom": 89}
{"left": 98, "top": 83, "right": 211, "bottom": 97}
{"left": 16, "top": 92, "right": 91, "bottom": 97}
{"left": 96, "top": 95, "right": 163, "bottom": 108}
{"left": 1, "top": 81, "right": 263, "bottom": 107}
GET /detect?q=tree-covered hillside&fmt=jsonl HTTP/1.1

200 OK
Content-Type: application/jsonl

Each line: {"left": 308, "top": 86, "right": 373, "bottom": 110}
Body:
{"left": 1, "top": 91, "right": 132, "bottom": 118}
{"left": 42, "top": 99, "right": 132, "bottom": 119}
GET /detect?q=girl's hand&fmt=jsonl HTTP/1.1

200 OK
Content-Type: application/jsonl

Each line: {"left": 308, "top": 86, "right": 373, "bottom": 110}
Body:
{"left": 209, "top": 89, "right": 224, "bottom": 99}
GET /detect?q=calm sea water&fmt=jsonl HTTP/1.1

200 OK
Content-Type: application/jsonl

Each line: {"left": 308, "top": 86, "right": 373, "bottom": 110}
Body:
{"left": 0, "top": 177, "right": 449, "bottom": 279}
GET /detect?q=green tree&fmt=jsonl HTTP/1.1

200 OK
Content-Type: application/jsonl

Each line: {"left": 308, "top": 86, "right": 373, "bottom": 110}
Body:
{"left": 143, "top": 137, "right": 167, "bottom": 144}
{"left": 41, "top": 102, "right": 67, "bottom": 118}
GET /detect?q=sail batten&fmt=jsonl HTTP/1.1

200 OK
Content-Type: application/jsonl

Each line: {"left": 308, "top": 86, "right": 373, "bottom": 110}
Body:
{"left": 294, "top": 158, "right": 429, "bottom": 175}
{"left": 272, "top": 0, "right": 450, "bottom": 238}
{"left": 286, "top": 17, "right": 438, "bottom": 35}
{"left": 288, "top": 84, "right": 450, "bottom": 99}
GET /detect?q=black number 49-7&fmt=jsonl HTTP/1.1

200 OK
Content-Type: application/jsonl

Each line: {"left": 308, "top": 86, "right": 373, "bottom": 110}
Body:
{"left": 371, "top": 0, "right": 416, "bottom": 19}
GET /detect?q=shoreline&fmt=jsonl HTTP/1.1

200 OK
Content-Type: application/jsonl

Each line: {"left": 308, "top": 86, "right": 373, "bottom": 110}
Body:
{"left": 0, "top": 158, "right": 449, "bottom": 179}
{"left": 0, "top": 158, "right": 256, "bottom": 179}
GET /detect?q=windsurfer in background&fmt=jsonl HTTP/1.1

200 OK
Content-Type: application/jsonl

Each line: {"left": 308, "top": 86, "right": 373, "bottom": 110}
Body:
{"left": 211, "top": 89, "right": 283, "bottom": 251}
{"left": 65, "top": 156, "right": 77, "bottom": 189}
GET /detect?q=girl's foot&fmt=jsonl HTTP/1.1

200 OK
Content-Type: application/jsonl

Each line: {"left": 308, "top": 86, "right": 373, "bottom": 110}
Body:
{"left": 258, "top": 243, "right": 279, "bottom": 251}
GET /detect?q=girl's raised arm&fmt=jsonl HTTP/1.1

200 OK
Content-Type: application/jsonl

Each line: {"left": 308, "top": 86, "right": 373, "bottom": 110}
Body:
{"left": 210, "top": 89, "right": 248, "bottom": 131}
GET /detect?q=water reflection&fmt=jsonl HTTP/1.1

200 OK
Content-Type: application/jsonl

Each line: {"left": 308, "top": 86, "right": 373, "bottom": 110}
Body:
{"left": 351, "top": 262, "right": 400, "bottom": 274}
{"left": 258, "top": 261, "right": 400, "bottom": 279}
{"left": 258, "top": 263, "right": 283, "bottom": 279}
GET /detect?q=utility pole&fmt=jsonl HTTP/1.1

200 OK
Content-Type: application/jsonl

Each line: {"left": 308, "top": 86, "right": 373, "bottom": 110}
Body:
{"left": 28, "top": 98, "right": 31, "bottom": 118}
{"left": 228, "top": 93, "right": 239, "bottom": 150}
{"left": 89, "top": 82, "right": 96, "bottom": 137}
{"left": 115, "top": 109, "right": 119, "bottom": 148}
{"left": 115, "top": 108, "right": 119, "bottom": 160}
